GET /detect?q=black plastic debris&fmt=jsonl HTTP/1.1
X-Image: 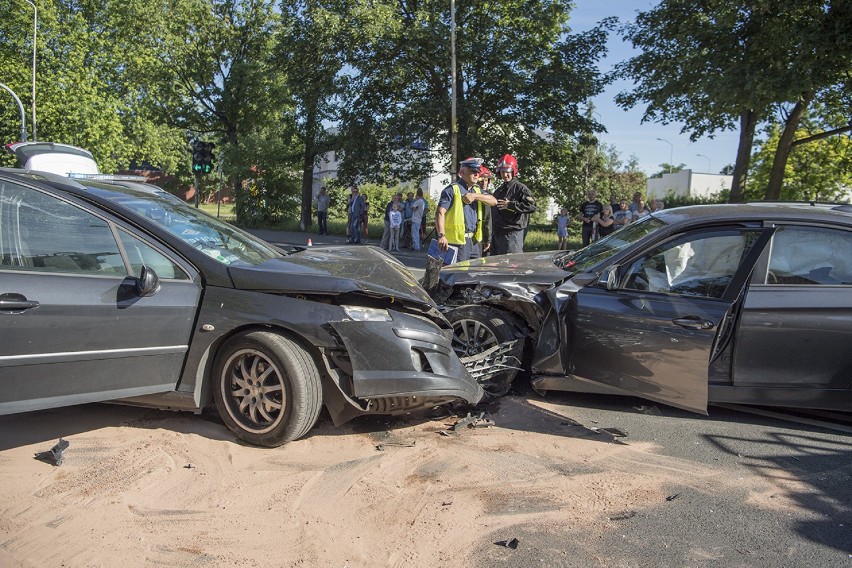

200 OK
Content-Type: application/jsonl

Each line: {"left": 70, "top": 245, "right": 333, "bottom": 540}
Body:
{"left": 609, "top": 510, "right": 637, "bottom": 521}
{"left": 666, "top": 493, "right": 680, "bottom": 502}
{"left": 184, "top": 464, "right": 195, "bottom": 469}
{"left": 34, "top": 438, "right": 69, "bottom": 466}
{"left": 494, "top": 538, "right": 519, "bottom": 549}
{"left": 375, "top": 441, "right": 416, "bottom": 451}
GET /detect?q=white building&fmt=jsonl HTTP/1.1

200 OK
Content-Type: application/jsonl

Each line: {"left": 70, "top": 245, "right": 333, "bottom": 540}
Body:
{"left": 312, "top": 147, "right": 451, "bottom": 201}
{"left": 647, "top": 169, "right": 733, "bottom": 200}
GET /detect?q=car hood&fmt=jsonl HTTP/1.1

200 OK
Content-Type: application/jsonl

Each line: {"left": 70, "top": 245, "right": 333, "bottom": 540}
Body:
{"left": 438, "top": 251, "right": 569, "bottom": 287}
{"left": 228, "top": 245, "right": 434, "bottom": 306}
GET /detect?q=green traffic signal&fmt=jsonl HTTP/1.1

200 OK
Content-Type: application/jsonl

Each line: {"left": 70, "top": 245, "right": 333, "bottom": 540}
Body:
{"left": 190, "top": 140, "right": 215, "bottom": 175}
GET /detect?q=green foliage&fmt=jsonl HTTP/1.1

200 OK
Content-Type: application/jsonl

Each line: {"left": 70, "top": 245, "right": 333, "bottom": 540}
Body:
{"left": 0, "top": 1, "right": 188, "bottom": 172}
{"left": 616, "top": 0, "right": 852, "bottom": 201}
{"left": 748, "top": 117, "right": 852, "bottom": 203}
{"left": 335, "top": 1, "right": 614, "bottom": 191}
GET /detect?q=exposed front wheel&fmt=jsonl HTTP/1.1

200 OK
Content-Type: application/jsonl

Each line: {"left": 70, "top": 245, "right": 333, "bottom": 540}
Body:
{"left": 212, "top": 331, "right": 322, "bottom": 447}
{"left": 448, "top": 305, "right": 522, "bottom": 396}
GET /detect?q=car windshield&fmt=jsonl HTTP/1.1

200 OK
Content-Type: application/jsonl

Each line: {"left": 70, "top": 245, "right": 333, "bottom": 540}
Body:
{"left": 553, "top": 215, "right": 667, "bottom": 273}
{"left": 84, "top": 183, "right": 282, "bottom": 266}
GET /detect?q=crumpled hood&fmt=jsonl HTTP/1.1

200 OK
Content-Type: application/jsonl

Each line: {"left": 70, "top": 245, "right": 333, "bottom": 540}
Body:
{"left": 438, "top": 251, "right": 568, "bottom": 287}
{"left": 228, "top": 245, "right": 435, "bottom": 306}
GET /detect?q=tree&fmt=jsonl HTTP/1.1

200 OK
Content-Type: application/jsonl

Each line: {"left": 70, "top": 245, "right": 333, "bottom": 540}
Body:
{"left": 276, "top": 1, "right": 354, "bottom": 230}
{"left": 335, "top": 1, "right": 613, "bottom": 198}
{"left": 616, "top": 0, "right": 852, "bottom": 203}
{"left": 748, "top": 110, "right": 852, "bottom": 202}
{"left": 0, "top": 1, "right": 187, "bottom": 173}
{"left": 139, "top": 0, "right": 289, "bottom": 221}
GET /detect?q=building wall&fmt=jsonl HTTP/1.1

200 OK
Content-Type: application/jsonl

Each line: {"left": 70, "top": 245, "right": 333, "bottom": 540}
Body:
{"left": 647, "top": 169, "right": 732, "bottom": 200}
{"left": 312, "top": 148, "right": 451, "bottom": 201}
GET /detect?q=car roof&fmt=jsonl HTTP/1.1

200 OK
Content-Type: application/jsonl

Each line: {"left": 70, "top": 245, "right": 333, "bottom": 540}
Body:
{"left": 653, "top": 202, "right": 852, "bottom": 226}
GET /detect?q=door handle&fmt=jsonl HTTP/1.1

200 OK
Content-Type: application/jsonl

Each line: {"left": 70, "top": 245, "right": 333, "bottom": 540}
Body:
{"left": 672, "top": 316, "right": 715, "bottom": 330}
{"left": 0, "top": 293, "right": 40, "bottom": 313}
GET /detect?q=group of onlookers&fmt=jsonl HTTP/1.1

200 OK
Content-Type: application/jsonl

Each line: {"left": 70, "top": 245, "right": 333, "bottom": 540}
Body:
{"left": 318, "top": 153, "right": 536, "bottom": 263}
{"left": 572, "top": 190, "right": 664, "bottom": 248}
{"left": 318, "top": 163, "right": 662, "bottom": 257}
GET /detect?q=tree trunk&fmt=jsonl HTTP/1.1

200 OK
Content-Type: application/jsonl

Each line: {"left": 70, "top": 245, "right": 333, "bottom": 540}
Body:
{"left": 728, "top": 109, "right": 757, "bottom": 203}
{"left": 764, "top": 93, "right": 812, "bottom": 201}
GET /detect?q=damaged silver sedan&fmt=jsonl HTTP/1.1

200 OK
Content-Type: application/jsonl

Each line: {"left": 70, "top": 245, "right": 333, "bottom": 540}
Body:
{"left": 0, "top": 170, "right": 482, "bottom": 446}
{"left": 425, "top": 204, "right": 852, "bottom": 413}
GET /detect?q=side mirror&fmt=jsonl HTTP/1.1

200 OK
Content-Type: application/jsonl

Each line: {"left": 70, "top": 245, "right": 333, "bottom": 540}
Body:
{"left": 598, "top": 265, "right": 618, "bottom": 290}
{"left": 136, "top": 265, "right": 161, "bottom": 297}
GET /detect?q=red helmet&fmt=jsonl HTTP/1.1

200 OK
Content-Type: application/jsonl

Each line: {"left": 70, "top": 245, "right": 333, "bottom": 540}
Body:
{"left": 480, "top": 166, "right": 493, "bottom": 178}
{"left": 496, "top": 154, "right": 518, "bottom": 175}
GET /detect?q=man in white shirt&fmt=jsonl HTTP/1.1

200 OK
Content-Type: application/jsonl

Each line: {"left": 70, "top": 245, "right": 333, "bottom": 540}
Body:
{"left": 410, "top": 188, "right": 427, "bottom": 251}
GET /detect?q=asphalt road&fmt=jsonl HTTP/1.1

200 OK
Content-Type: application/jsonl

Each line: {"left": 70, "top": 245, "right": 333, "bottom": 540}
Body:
{"left": 248, "top": 228, "right": 852, "bottom": 566}
{"left": 472, "top": 391, "right": 852, "bottom": 567}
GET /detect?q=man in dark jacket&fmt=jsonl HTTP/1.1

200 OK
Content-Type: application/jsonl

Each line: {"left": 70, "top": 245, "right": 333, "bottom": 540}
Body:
{"left": 491, "top": 154, "right": 536, "bottom": 255}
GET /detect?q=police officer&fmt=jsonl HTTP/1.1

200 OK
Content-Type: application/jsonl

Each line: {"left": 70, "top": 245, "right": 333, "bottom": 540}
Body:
{"left": 435, "top": 157, "right": 497, "bottom": 262}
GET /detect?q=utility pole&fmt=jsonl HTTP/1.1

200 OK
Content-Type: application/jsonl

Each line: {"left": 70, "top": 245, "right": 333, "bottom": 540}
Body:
{"left": 22, "top": 0, "right": 37, "bottom": 141}
{"left": 450, "top": 0, "right": 457, "bottom": 170}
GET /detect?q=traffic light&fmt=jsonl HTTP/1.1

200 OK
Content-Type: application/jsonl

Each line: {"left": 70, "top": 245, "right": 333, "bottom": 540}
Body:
{"left": 191, "top": 140, "right": 215, "bottom": 175}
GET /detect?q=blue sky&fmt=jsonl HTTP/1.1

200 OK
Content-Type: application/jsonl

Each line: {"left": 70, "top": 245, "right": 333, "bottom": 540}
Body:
{"left": 569, "top": 1, "right": 741, "bottom": 175}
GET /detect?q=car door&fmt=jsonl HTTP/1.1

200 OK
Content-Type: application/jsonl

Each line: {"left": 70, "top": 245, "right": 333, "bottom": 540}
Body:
{"left": 562, "top": 227, "right": 773, "bottom": 413}
{"left": 0, "top": 177, "right": 201, "bottom": 414}
{"left": 730, "top": 223, "right": 852, "bottom": 409}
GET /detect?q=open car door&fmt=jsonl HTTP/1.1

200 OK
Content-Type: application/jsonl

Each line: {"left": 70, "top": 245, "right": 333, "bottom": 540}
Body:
{"left": 561, "top": 226, "right": 774, "bottom": 413}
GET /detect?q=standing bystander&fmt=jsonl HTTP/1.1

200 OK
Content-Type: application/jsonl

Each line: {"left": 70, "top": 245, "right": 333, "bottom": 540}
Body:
{"left": 347, "top": 186, "right": 366, "bottom": 243}
{"left": 410, "top": 189, "right": 427, "bottom": 251}
{"left": 491, "top": 154, "right": 536, "bottom": 255}
{"left": 579, "top": 190, "right": 603, "bottom": 247}
{"left": 556, "top": 207, "right": 571, "bottom": 250}
{"left": 314, "top": 186, "right": 330, "bottom": 235}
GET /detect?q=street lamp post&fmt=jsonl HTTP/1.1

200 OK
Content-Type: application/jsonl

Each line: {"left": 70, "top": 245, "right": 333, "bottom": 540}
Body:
{"left": 696, "top": 153, "right": 711, "bottom": 172}
{"left": 22, "top": 0, "right": 37, "bottom": 141}
{"left": 656, "top": 137, "right": 673, "bottom": 172}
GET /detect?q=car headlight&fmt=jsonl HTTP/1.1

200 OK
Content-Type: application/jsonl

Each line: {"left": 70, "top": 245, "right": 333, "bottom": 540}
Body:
{"left": 342, "top": 305, "right": 392, "bottom": 322}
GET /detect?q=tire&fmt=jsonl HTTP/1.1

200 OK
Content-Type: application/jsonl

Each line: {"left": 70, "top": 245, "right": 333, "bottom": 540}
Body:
{"left": 212, "top": 331, "right": 322, "bottom": 447}
{"left": 447, "top": 305, "right": 522, "bottom": 397}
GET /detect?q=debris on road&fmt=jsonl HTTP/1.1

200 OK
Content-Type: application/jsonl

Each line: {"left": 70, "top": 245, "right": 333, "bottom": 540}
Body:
{"left": 375, "top": 441, "right": 416, "bottom": 451}
{"left": 494, "top": 538, "right": 519, "bottom": 549}
{"left": 449, "top": 412, "right": 494, "bottom": 432}
{"left": 634, "top": 405, "right": 662, "bottom": 416}
{"left": 666, "top": 493, "right": 680, "bottom": 502}
{"left": 34, "top": 438, "right": 69, "bottom": 466}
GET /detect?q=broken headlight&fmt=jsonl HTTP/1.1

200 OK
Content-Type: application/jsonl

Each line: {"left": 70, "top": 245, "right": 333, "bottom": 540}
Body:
{"left": 342, "top": 305, "right": 392, "bottom": 322}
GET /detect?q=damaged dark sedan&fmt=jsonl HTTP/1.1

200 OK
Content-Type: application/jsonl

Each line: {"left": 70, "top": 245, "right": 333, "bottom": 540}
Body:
{"left": 425, "top": 203, "right": 852, "bottom": 414}
{"left": 0, "top": 170, "right": 482, "bottom": 446}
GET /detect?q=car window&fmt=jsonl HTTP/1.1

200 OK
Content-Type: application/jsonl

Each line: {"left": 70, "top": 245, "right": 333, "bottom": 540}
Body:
{"left": 554, "top": 214, "right": 667, "bottom": 273}
{"left": 0, "top": 181, "right": 124, "bottom": 275}
{"left": 82, "top": 183, "right": 281, "bottom": 266}
{"left": 119, "top": 230, "right": 189, "bottom": 280}
{"left": 765, "top": 226, "right": 852, "bottom": 285}
{"left": 621, "top": 229, "right": 762, "bottom": 299}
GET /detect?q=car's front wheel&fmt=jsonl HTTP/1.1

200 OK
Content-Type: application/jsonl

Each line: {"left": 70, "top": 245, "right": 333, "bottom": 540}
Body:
{"left": 212, "top": 331, "right": 322, "bottom": 447}
{"left": 448, "top": 306, "right": 522, "bottom": 396}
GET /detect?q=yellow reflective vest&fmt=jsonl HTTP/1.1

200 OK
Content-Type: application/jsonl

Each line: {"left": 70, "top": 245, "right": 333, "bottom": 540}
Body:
{"left": 445, "top": 183, "right": 483, "bottom": 244}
